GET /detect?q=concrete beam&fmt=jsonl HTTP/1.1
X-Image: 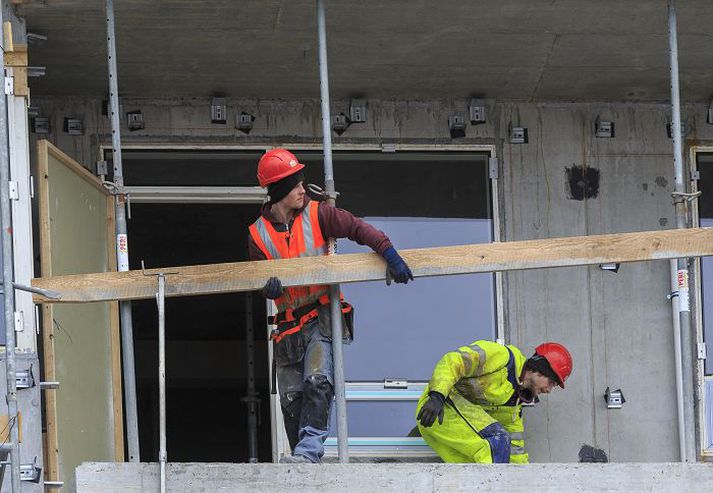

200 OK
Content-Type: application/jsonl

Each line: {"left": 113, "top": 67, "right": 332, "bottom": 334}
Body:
{"left": 76, "top": 462, "right": 713, "bottom": 493}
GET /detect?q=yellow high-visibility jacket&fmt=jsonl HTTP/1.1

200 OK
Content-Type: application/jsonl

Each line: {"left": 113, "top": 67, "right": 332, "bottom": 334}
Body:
{"left": 418, "top": 340, "right": 529, "bottom": 463}
{"left": 429, "top": 340, "right": 526, "bottom": 406}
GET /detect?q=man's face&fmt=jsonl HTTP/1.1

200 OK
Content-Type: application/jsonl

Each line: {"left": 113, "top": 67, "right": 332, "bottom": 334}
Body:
{"left": 280, "top": 181, "right": 306, "bottom": 210}
{"left": 522, "top": 370, "right": 558, "bottom": 399}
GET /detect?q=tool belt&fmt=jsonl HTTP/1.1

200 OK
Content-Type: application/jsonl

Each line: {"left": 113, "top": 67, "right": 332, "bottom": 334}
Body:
{"left": 269, "top": 299, "right": 354, "bottom": 371}
{"left": 268, "top": 301, "right": 322, "bottom": 343}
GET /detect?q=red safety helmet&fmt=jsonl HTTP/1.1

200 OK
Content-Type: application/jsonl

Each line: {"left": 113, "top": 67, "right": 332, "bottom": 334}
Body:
{"left": 256, "top": 149, "right": 305, "bottom": 188}
{"left": 535, "top": 342, "right": 573, "bottom": 388}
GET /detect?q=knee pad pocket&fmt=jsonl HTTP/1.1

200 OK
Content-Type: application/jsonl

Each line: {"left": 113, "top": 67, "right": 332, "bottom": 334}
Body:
{"left": 480, "top": 422, "right": 511, "bottom": 463}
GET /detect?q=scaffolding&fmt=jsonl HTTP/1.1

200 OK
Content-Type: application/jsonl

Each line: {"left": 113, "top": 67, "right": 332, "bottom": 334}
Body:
{"left": 0, "top": 1, "right": 708, "bottom": 490}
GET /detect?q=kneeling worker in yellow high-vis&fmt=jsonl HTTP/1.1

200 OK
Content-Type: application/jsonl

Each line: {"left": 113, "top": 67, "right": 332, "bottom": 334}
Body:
{"left": 416, "top": 340, "right": 572, "bottom": 463}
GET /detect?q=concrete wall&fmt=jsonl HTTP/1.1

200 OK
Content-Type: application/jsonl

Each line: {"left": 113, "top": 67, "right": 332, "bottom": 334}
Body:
{"left": 30, "top": 96, "right": 713, "bottom": 462}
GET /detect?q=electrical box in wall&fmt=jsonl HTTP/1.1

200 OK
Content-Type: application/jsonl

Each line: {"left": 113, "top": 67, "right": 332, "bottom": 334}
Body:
{"left": 126, "top": 110, "right": 144, "bottom": 131}
{"left": 349, "top": 99, "right": 367, "bottom": 123}
{"left": 666, "top": 122, "right": 688, "bottom": 139}
{"left": 469, "top": 98, "right": 486, "bottom": 124}
{"left": 211, "top": 97, "right": 227, "bottom": 124}
{"left": 604, "top": 387, "right": 625, "bottom": 409}
{"left": 332, "top": 113, "right": 349, "bottom": 135}
{"left": 31, "top": 117, "right": 49, "bottom": 134}
{"left": 509, "top": 125, "right": 528, "bottom": 144}
{"left": 63, "top": 118, "right": 84, "bottom": 135}
{"left": 236, "top": 112, "right": 255, "bottom": 134}
{"left": 595, "top": 117, "right": 614, "bottom": 138}
{"left": 448, "top": 115, "right": 466, "bottom": 138}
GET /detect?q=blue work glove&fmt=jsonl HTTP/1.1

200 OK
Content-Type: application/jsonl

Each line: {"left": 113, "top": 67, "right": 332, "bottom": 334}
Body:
{"left": 382, "top": 246, "right": 414, "bottom": 285}
{"left": 262, "top": 277, "right": 283, "bottom": 300}
{"left": 417, "top": 391, "right": 446, "bottom": 427}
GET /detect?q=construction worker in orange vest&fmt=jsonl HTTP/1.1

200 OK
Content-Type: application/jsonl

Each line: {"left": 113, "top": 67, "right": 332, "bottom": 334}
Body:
{"left": 248, "top": 149, "right": 413, "bottom": 463}
{"left": 416, "top": 340, "right": 572, "bottom": 463}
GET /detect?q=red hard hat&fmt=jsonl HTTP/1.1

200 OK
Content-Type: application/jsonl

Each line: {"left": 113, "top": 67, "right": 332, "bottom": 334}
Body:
{"left": 256, "top": 149, "right": 305, "bottom": 188}
{"left": 535, "top": 342, "right": 573, "bottom": 388}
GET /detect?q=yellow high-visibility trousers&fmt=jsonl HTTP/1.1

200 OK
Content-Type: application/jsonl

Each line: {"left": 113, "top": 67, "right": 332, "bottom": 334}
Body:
{"left": 416, "top": 388, "right": 529, "bottom": 463}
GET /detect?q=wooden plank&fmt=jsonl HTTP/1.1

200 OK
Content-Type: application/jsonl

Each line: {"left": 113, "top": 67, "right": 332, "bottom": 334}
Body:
{"left": 3, "top": 21, "right": 13, "bottom": 52}
{"left": 0, "top": 413, "right": 22, "bottom": 443}
{"left": 37, "top": 139, "right": 60, "bottom": 481}
{"left": 106, "top": 194, "right": 124, "bottom": 462}
{"left": 4, "top": 50, "right": 27, "bottom": 67}
{"left": 31, "top": 227, "right": 713, "bottom": 304}
{"left": 11, "top": 66, "right": 28, "bottom": 97}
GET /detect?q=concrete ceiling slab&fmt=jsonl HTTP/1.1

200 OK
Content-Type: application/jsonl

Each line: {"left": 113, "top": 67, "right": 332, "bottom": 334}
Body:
{"left": 15, "top": 0, "right": 713, "bottom": 101}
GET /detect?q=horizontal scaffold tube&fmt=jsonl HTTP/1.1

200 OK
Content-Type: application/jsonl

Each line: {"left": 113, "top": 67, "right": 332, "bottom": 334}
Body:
{"left": 31, "top": 227, "right": 713, "bottom": 304}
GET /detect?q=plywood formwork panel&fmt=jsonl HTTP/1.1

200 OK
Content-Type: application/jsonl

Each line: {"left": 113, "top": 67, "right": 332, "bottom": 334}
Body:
{"left": 37, "top": 140, "right": 123, "bottom": 490}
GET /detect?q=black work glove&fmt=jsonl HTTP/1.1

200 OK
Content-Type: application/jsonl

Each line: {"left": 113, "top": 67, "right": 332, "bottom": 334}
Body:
{"left": 416, "top": 391, "right": 446, "bottom": 427}
{"left": 261, "top": 276, "right": 283, "bottom": 300}
{"left": 382, "top": 246, "right": 414, "bottom": 285}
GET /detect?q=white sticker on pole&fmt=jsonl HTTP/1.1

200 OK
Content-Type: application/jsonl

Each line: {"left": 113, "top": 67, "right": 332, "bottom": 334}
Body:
{"left": 677, "top": 269, "right": 690, "bottom": 312}
{"left": 117, "top": 233, "right": 130, "bottom": 272}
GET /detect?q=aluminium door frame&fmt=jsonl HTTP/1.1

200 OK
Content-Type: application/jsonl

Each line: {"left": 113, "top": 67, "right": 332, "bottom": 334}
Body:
{"left": 99, "top": 141, "right": 502, "bottom": 461}
{"left": 688, "top": 145, "right": 713, "bottom": 460}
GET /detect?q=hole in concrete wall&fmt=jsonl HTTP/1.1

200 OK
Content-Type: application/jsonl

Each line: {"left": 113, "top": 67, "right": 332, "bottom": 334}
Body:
{"left": 579, "top": 444, "right": 608, "bottom": 463}
{"left": 566, "top": 164, "right": 600, "bottom": 201}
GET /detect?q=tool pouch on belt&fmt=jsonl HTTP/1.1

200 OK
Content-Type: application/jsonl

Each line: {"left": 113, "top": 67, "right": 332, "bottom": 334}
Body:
{"left": 272, "top": 324, "right": 305, "bottom": 367}
{"left": 316, "top": 302, "right": 355, "bottom": 344}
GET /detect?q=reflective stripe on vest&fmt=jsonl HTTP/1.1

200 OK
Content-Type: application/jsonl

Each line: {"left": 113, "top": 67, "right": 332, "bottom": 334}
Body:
{"left": 249, "top": 201, "right": 330, "bottom": 317}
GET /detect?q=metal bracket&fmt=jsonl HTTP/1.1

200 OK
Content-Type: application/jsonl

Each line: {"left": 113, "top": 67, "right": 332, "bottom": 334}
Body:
{"left": 96, "top": 160, "right": 108, "bottom": 176}
{"left": 384, "top": 379, "right": 408, "bottom": 389}
{"left": 14, "top": 311, "right": 23, "bottom": 332}
{"left": 489, "top": 157, "right": 499, "bottom": 180}
{"left": 604, "top": 387, "right": 625, "bottom": 409}
{"left": 8, "top": 180, "right": 18, "bottom": 200}
{"left": 697, "top": 342, "right": 707, "bottom": 360}
{"left": 16, "top": 365, "right": 35, "bottom": 389}
{"left": 19, "top": 458, "right": 42, "bottom": 483}
{"left": 380, "top": 143, "right": 397, "bottom": 153}
{"left": 40, "top": 381, "right": 60, "bottom": 390}
{"left": 667, "top": 290, "right": 679, "bottom": 300}
{"left": 4, "top": 77, "right": 14, "bottom": 95}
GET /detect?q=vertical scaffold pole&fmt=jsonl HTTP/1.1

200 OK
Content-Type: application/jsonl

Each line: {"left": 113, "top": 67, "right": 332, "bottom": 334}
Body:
{"left": 156, "top": 275, "right": 167, "bottom": 493}
{"left": 244, "top": 293, "right": 259, "bottom": 463}
{"left": 316, "top": 0, "right": 349, "bottom": 462}
{"left": 105, "top": 0, "right": 140, "bottom": 461}
{"left": 667, "top": 0, "right": 697, "bottom": 462}
{"left": 0, "top": 3, "right": 22, "bottom": 489}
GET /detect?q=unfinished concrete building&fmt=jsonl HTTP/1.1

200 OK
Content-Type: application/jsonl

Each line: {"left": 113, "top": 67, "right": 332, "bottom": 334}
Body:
{"left": 0, "top": 0, "right": 712, "bottom": 491}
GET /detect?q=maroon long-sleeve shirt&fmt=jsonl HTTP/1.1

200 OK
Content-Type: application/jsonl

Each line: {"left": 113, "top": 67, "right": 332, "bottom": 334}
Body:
{"left": 248, "top": 197, "right": 392, "bottom": 261}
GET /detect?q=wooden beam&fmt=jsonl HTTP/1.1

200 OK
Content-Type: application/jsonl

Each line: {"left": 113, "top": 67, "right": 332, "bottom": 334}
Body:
{"left": 31, "top": 227, "right": 713, "bottom": 304}
{"left": 3, "top": 21, "right": 13, "bottom": 52}
{"left": 4, "top": 50, "right": 27, "bottom": 67}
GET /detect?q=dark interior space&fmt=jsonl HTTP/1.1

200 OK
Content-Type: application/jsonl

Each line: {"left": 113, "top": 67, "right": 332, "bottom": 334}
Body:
{"left": 698, "top": 153, "right": 713, "bottom": 220}
{"left": 127, "top": 202, "right": 272, "bottom": 462}
{"left": 119, "top": 150, "right": 491, "bottom": 219}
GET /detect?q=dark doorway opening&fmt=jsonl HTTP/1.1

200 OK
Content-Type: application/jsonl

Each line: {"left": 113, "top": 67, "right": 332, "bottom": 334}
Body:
{"left": 127, "top": 202, "right": 271, "bottom": 462}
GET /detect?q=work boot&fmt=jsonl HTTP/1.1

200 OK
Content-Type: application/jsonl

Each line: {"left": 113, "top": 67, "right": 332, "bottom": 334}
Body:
{"left": 279, "top": 454, "right": 312, "bottom": 464}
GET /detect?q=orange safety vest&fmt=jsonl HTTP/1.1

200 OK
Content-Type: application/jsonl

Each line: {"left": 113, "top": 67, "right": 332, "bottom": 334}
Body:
{"left": 249, "top": 201, "right": 349, "bottom": 342}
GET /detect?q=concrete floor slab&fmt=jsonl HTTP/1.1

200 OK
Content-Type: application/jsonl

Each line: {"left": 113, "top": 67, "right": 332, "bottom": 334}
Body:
{"left": 76, "top": 462, "right": 713, "bottom": 493}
